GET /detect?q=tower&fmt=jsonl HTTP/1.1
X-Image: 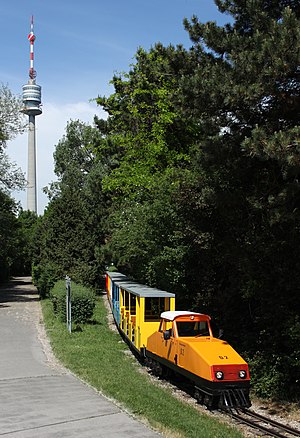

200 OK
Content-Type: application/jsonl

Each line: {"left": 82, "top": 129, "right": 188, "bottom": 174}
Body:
{"left": 22, "top": 16, "right": 42, "bottom": 214}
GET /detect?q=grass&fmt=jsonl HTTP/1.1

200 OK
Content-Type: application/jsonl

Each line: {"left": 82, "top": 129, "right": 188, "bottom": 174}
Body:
{"left": 41, "top": 296, "right": 243, "bottom": 438}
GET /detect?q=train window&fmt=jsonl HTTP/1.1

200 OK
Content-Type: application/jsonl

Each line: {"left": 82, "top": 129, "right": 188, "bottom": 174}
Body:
{"left": 130, "top": 294, "right": 136, "bottom": 315}
{"left": 125, "top": 291, "right": 129, "bottom": 310}
{"left": 164, "top": 298, "right": 170, "bottom": 311}
{"left": 112, "top": 285, "right": 119, "bottom": 302}
{"left": 145, "top": 297, "right": 165, "bottom": 321}
{"left": 159, "top": 320, "right": 172, "bottom": 333}
{"left": 177, "top": 321, "right": 209, "bottom": 337}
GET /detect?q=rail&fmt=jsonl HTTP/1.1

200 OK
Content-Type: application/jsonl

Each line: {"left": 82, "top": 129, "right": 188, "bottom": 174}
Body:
{"left": 226, "top": 408, "right": 300, "bottom": 438}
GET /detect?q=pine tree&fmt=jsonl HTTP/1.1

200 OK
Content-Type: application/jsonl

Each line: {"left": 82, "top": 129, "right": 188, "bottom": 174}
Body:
{"left": 180, "top": 0, "right": 300, "bottom": 399}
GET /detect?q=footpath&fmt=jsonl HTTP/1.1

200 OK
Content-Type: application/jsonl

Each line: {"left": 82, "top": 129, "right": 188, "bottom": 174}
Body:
{"left": 0, "top": 277, "right": 160, "bottom": 437}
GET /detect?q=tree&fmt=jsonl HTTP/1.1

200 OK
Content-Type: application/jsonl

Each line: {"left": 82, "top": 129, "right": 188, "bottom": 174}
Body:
{"left": 0, "top": 84, "right": 26, "bottom": 192}
{"left": 34, "top": 120, "right": 109, "bottom": 290}
{"left": 0, "top": 191, "right": 20, "bottom": 281}
{"left": 179, "top": 0, "right": 300, "bottom": 398}
{"left": 95, "top": 44, "right": 201, "bottom": 300}
{"left": 0, "top": 151, "right": 27, "bottom": 192}
{"left": 0, "top": 84, "right": 29, "bottom": 281}
{"left": 96, "top": 44, "right": 196, "bottom": 199}
{"left": 0, "top": 84, "right": 25, "bottom": 148}
{"left": 13, "top": 210, "right": 38, "bottom": 275}
{"left": 101, "top": 173, "right": 190, "bottom": 299}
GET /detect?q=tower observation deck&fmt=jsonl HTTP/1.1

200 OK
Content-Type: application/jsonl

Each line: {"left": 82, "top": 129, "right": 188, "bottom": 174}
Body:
{"left": 22, "top": 16, "right": 42, "bottom": 214}
{"left": 22, "top": 82, "right": 42, "bottom": 116}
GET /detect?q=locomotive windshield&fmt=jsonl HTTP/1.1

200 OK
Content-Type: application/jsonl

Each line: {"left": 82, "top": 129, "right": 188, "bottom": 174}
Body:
{"left": 177, "top": 321, "right": 209, "bottom": 337}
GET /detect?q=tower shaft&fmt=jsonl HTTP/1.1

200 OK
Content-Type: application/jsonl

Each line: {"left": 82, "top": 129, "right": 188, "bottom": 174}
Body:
{"left": 27, "top": 115, "right": 37, "bottom": 213}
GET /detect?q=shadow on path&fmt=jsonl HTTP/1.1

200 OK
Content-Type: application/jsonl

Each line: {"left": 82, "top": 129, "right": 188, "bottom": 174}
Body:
{"left": 0, "top": 276, "right": 39, "bottom": 304}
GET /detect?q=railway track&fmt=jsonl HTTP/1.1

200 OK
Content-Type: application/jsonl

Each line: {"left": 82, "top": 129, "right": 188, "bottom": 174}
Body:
{"left": 149, "top": 371, "right": 300, "bottom": 437}
{"left": 226, "top": 408, "right": 300, "bottom": 438}
{"left": 145, "top": 362, "right": 300, "bottom": 438}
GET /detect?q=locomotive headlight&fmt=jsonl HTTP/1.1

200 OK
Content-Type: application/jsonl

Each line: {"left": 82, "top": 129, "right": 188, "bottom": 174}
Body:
{"left": 215, "top": 371, "right": 224, "bottom": 380}
{"left": 239, "top": 370, "right": 247, "bottom": 379}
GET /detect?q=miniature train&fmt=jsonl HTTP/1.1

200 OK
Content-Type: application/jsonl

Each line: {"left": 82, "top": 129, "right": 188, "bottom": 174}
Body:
{"left": 106, "top": 271, "right": 251, "bottom": 409}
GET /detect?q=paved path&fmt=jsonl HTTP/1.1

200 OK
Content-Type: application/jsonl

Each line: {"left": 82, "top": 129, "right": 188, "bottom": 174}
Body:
{"left": 0, "top": 277, "right": 160, "bottom": 437}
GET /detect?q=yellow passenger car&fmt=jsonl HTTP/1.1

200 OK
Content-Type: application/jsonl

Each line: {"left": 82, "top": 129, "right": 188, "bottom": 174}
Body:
{"left": 106, "top": 271, "right": 175, "bottom": 354}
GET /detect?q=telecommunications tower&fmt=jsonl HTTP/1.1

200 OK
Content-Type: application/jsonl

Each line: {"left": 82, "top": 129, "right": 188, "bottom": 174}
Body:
{"left": 22, "top": 16, "right": 42, "bottom": 213}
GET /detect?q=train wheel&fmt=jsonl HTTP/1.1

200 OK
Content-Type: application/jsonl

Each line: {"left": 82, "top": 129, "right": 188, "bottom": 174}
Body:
{"left": 203, "top": 394, "right": 215, "bottom": 409}
{"left": 154, "top": 361, "right": 164, "bottom": 377}
{"left": 194, "top": 387, "right": 204, "bottom": 404}
{"left": 144, "top": 356, "right": 151, "bottom": 368}
{"left": 211, "top": 396, "right": 219, "bottom": 410}
{"left": 147, "top": 358, "right": 163, "bottom": 377}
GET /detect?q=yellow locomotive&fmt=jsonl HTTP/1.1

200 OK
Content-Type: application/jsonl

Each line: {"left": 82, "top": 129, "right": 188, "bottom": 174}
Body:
{"left": 146, "top": 311, "right": 250, "bottom": 408}
{"left": 106, "top": 271, "right": 251, "bottom": 409}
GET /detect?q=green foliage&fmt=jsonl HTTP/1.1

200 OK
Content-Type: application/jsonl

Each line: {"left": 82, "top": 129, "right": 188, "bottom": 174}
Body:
{"left": 101, "top": 171, "right": 190, "bottom": 298}
{"left": 0, "top": 190, "right": 20, "bottom": 281}
{"left": 178, "top": 0, "right": 300, "bottom": 400}
{"left": 33, "top": 120, "right": 109, "bottom": 288}
{"left": 0, "top": 84, "right": 26, "bottom": 149}
{"left": 0, "top": 150, "right": 26, "bottom": 193}
{"left": 32, "top": 262, "right": 59, "bottom": 299}
{"left": 50, "top": 279, "right": 96, "bottom": 324}
{"left": 0, "top": 195, "right": 40, "bottom": 282}
{"left": 12, "top": 210, "right": 38, "bottom": 276}
{"left": 247, "top": 352, "right": 300, "bottom": 399}
{"left": 0, "top": 84, "right": 26, "bottom": 192}
{"left": 96, "top": 44, "right": 196, "bottom": 199}
{"left": 0, "top": 84, "right": 33, "bottom": 282}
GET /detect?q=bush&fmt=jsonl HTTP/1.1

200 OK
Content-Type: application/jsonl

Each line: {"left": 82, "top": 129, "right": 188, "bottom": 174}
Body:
{"left": 50, "top": 279, "right": 96, "bottom": 324}
{"left": 68, "top": 262, "right": 99, "bottom": 288}
{"left": 247, "top": 352, "right": 285, "bottom": 399}
{"left": 32, "top": 263, "right": 59, "bottom": 298}
{"left": 246, "top": 349, "right": 300, "bottom": 401}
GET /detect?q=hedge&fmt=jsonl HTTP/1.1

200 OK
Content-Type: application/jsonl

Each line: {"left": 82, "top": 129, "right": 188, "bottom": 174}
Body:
{"left": 50, "top": 279, "right": 96, "bottom": 324}
{"left": 32, "top": 263, "right": 59, "bottom": 298}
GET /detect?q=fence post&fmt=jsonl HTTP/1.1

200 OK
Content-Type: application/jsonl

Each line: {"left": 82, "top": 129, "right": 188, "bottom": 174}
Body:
{"left": 65, "top": 275, "right": 72, "bottom": 333}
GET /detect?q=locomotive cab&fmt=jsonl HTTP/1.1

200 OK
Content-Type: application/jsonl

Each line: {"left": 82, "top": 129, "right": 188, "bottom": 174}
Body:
{"left": 162, "top": 312, "right": 212, "bottom": 339}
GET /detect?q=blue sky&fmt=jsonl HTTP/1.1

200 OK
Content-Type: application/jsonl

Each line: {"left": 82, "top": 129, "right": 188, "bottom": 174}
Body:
{"left": 4, "top": 0, "right": 231, "bottom": 213}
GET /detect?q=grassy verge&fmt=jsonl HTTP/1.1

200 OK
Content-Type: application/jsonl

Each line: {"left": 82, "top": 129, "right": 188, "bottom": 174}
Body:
{"left": 41, "top": 296, "right": 243, "bottom": 438}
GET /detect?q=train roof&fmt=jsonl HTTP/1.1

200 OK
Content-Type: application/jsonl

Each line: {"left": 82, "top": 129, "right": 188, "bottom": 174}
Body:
{"left": 106, "top": 271, "right": 175, "bottom": 298}
{"left": 160, "top": 311, "right": 210, "bottom": 321}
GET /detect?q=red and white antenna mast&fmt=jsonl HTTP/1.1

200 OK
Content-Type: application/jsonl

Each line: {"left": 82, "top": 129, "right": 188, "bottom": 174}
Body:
{"left": 28, "top": 15, "right": 37, "bottom": 80}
